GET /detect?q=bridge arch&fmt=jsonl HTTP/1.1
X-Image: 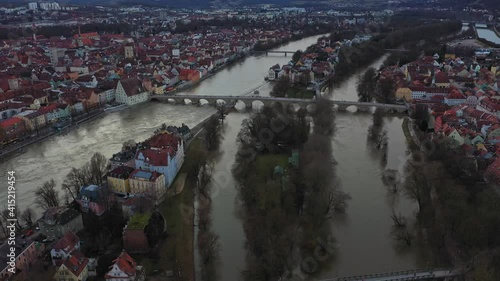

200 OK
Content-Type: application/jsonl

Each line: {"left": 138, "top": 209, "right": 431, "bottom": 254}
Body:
{"left": 345, "top": 105, "right": 359, "bottom": 112}
{"left": 251, "top": 100, "right": 265, "bottom": 110}
{"left": 198, "top": 98, "right": 209, "bottom": 106}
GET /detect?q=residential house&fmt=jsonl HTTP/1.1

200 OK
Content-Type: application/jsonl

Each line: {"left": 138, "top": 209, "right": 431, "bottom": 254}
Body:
{"left": 53, "top": 250, "right": 89, "bottom": 281}
{"left": 115, "top": 78, "right": 150, "bottom": 106}
{"left": 0, "top": 117, "right": 27, "bottom": 142}
{"left": 38, "top": 104, "right": 71, "bottom": 123}
{"left": 107, "top": 166, "right": 135, "bottom": 194}
{"left": 0, "top": 238, "right": 43, "bottom": 280}
{"left": 39, "top": 206, "right": 84, "bottom": 241}
{"left": 178, "top": 69, "right": 201, "bottom": 83}
{"left": 15, "top": 111, "right": 46, "bottom": 132}
{"left": 51, "top": 231, "right": 80, "bottom": 266}
{"left": 477, "top": 97, "right": 500, "bottom": 118}
{"left": 104, "top": 250, "right": 137, "bottom": 281}
{"left": 0, "top": 102, "right": 25, "bottom": 120}
{"left": 129, "top": 169, "right": 166, "bottom": 198}
{"left": 443, "top": 91, "right": 466, "bottom": 106}
{"left": 76, "top": 185, "right": 107, "bottom": 216}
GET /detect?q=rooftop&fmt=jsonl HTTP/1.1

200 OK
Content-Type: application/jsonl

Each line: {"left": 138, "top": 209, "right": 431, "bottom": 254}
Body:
{"left": 126, "top": 212, "right": 151, "bottom": 230}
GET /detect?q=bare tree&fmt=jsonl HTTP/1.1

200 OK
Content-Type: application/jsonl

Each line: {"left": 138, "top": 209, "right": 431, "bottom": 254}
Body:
{"left": 216, "top": 103, "right": 226, "bottom": 122}
{"left": 122, "top": 139, "right": 136, "bottom": 150}
{"left": 62, "top": 167, "right": 89, "bottom": 200}
{"left": 1, "top": 209, "right": 21, "bottom": 231}
{"left": 88, "top": 152, "right": 109, "bottom": 185}
{"left": 198, "top": 231, "right": 221, "bottom": 267}
{"left": 197, "top": 162, "right": 214, "bottom": 201}
{"left": 390, "top": 209, "right": 406, "bottom": 228}
{"left": 21, "top": 208, "right": 36, "bottom": 228}
{"left": 403, "top": 171, "right": 431, "bottom": 212}
{"left": 34, "top": 179, "right": 60, "bottom": 211}
{"left": 395, "top": 230, "right": 413, "bottom": 246}
{"left": 204, "top": 116, "right": 222, "bottom": 151}
{"left": 0, "top": 216, "right": 7, "bottom": 238}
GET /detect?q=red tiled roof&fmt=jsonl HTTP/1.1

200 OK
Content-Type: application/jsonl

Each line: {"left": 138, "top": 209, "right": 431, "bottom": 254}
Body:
{"left": 105, "top": 250, "right": 137, "bottom": 279}
{"left": 118, "top": 78, "right": 145, "bottom": 97}
{"left": 61, "top": 250, "right": 88, "bottom": 278}
{"left": 145, "top": 132, "right": 181, "bottom": 150}
{"left": 0, "top": 117, "right": 24, "bottom": 128}
{"left": 53, "top": 231, "right": 79, "bottom": 253}
{"left": 136, "top": 148, "right": 172, "bottom": 166}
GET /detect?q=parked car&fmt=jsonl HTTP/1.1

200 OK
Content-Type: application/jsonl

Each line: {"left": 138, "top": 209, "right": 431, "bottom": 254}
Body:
{"left": 26, "top": 229, "right": 34, "bottom": 236}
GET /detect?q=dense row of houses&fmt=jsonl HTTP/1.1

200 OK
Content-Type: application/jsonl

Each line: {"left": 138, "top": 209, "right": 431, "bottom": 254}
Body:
{"left": 0, "top": 25, "right": 294, "bottom": 144}
{"left": 267, "top": 35, "right": 372, "bottom": 85}
{"left": 386, "top": 52, "right": 500, "bottom": 185}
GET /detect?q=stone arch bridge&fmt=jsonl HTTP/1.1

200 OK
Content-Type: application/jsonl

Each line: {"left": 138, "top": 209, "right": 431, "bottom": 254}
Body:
{"left": 151, "top": 95, "right": 408, "bottom": 113}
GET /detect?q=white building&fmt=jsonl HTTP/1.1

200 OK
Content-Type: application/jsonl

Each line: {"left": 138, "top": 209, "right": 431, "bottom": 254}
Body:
{"left": 28, "top": 2, "right": 38, "bottom": 10}
{"left": 115, "top": 78, "right": 150, "bottom": 106}
{"left": 40, "top": 2, "right": 61, "bottom": 10}
{"left": 105, "top": 250, "right": 138, "bottom": 281}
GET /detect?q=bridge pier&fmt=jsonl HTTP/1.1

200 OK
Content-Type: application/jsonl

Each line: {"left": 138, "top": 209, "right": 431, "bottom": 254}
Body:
{"left": 337, "top": 105, "right": 348, "bottom": 112}
{"left": 358, "top": 106, "right": 370, "bottom": 112}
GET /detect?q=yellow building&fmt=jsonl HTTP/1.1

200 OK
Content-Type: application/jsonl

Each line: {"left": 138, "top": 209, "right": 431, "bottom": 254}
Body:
{"left": 107, "top": 166, "right": 135, "bottom": 194}
{"left": 444, "top": 53, "right": 456, "bottom": 59}
{"left": 129, "top": 169, "right": 166, "bottom": 198}
{"left": 53, "top": 250, "right": 89, "bottom": 281}
{"left": 395, "top": 87, "right": 412, "bottom": 101}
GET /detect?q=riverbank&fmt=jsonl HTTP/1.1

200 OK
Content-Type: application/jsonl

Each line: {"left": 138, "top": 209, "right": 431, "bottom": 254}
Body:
{"left": 164, "top": 32, "right": 330, "bottom": 96}
{"left": 0, "top": 109, "right": 104, "bottom": 160}
{"left": 402, "top": 118, "right": 420, "bottom": 151}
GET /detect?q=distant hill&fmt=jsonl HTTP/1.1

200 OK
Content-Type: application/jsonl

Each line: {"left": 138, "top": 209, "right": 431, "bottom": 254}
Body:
{"left": 2, "top": 0, "right": 499, "bottom": 9}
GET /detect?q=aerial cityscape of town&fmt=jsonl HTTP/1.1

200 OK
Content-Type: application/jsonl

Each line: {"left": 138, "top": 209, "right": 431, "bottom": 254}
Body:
{"left": 0, "top": 0, "right": 500, "bottom": 281}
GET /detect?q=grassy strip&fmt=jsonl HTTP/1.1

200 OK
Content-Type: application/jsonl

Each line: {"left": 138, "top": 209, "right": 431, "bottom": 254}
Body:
{"left": 286, "top": 87, "right": 315, "bottom": 99}
{"left": 402, "top": 118, "right": 419, "bottom": 151}
{"left": 140, "top": 138, "right": 204, "bottom": 280}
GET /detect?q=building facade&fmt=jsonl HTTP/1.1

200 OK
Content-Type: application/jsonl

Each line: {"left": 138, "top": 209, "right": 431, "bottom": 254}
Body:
{"left": 39, "top": 207, "right": 84, "bottom": 241}
{"left": 115, "top": 78, "right": 150, "bottom": 106}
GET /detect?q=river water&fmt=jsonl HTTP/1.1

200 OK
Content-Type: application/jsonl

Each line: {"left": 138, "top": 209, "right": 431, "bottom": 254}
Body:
{"left": 476, "top": 27, "right": 500, "bottom": 44}
{"left": 0, "top": 34, "right": 431, "bottom": 279}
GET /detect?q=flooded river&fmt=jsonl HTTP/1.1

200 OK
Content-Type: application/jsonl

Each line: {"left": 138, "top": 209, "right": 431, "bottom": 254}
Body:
{"left": 0, "top": 34, "right": 431, "bottom": 280}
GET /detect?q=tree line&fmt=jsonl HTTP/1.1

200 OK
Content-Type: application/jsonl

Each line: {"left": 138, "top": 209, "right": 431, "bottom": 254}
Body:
{"left": 0, "top": 23, "right": 132, "bottom": 40}
{"left": 328, "top": 20, "right": 461, "bottom": 87}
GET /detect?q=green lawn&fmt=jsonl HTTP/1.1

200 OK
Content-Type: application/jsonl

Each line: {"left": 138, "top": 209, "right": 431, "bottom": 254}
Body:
{"left": 127, "top": 212, "right": 152, "bottom": 230}
{"left": 256, "top": 154, "right": 289, "bottom": 178}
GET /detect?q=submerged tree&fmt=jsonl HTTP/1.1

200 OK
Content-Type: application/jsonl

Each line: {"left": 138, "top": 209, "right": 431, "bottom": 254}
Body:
{"left": 357, "top": 67, "right": 377, "bottom": 102}
{"left": 403, "top": 171, "right": 431, "bottom": 212}
{"left": 204, "top": 116, "right": 222, "bottom": 151}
